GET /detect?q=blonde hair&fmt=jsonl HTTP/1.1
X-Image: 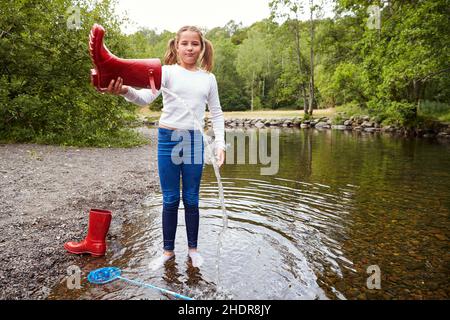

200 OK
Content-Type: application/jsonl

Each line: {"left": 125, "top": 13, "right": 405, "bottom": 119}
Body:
{"left": 163, "top": 26, "right": 214, "bottom": 72}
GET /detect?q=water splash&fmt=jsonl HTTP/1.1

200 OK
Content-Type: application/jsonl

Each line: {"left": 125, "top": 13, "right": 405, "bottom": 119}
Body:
{"left": 160, "top": 87, "right": 228, "bottom": 289}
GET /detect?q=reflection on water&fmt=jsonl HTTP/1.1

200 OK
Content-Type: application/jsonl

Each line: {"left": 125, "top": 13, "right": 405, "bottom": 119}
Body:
{"left": 49, "top": 128, "right": 450, "bottom": 300}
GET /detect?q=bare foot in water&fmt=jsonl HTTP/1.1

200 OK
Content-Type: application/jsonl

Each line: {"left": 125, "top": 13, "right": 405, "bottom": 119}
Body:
{"left": 149, "top": 250, "right": 175, "bottom": 271}
{"left": 188, "top": 248, "right": 204, "bottom": 268}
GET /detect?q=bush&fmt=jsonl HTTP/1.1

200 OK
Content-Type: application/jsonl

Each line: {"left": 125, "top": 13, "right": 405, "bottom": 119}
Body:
{"left": 302, "top": 113, "right": 312, "bottom": 121}
{"left": 330, "top": 63, "right": 367, "bottom": 106}
{"left": 372, "top": 101, "right": 417, "bottom": 127}
{"left": 149, "top": 96, "right": 163, "bottom": 111}
{"left": 418, "top": 100, "right": 450, "bottom": 123}
{"left": 0, "top": 0, "right": 146, "bottom": 148}
{"left": 331, "top": 113, "right": 345, "bottom": 125}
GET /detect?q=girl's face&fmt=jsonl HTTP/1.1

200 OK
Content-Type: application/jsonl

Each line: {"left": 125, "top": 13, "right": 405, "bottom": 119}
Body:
{"left": 176, "top": 31, "right": 202, "bottom": 68}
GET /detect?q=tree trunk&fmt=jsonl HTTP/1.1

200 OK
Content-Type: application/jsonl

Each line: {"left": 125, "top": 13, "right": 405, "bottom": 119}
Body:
{"left": 293, "top": 19, "right": 305, "bottom": 114}
{"left": 412, "top": 79, "right": 422, "bottom": 118}
{"left": 308, "top": 0, "right": 316, "bottom": 115}
{"left": 251, "top": 71, "right": 255, "bottom": 111}
{"left": 302, "top": 84, "right": 308, "bottom": 114}
{"left": 262, "top": 77, "right": 265, "bottom": 98}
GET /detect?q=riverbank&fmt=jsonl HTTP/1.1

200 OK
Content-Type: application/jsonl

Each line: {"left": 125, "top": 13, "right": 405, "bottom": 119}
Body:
{"left": 0, "top": 128, "right": 158, "bottom": 299}
{"left": 138, "top": 108, "right": 334, "bottom": 121}
{"left": 139, "top": 108, "right": 450, "bottom": 140}
{"left": 218, "top": 115, "right": 450, "bottom": 140}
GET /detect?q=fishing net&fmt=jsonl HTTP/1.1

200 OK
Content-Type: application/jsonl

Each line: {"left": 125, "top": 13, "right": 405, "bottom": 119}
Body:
{"left": 87, "top": 267, "right": 121, "bottom": 284}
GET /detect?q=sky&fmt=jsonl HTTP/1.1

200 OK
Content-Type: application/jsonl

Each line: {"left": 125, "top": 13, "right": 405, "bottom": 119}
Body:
{"left": 114, "top": 0, "right": 272, "bottom": 34}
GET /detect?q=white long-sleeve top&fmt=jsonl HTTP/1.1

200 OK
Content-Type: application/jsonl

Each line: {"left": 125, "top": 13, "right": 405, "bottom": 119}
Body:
{"left": 121, "top": 64, "right": 225, "bottom": 151}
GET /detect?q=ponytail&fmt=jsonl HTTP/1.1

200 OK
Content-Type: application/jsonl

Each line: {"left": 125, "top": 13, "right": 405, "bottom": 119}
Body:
{"left": 163, "top": 38, "right": 178, "bottom": 65}
{"left": 200, "top": 39, "right": 214, "bottom": 72}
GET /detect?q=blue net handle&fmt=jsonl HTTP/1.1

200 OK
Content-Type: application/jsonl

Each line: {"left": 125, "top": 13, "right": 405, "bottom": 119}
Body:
{"left": 119, "top": 277, "right": 194, "bottom": 300}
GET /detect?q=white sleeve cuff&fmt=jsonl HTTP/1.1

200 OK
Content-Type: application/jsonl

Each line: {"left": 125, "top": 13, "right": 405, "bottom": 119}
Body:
{"left": 121, "top": 87, "right": 138, "bottom": 102}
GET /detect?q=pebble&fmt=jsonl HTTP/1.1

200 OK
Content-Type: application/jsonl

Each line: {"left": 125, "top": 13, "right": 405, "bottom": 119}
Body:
{"left": 357, "top": 293, "right": 367, "bottom": 300}
{"left": 433, "top": 233, "right": 447, "bottom": 241}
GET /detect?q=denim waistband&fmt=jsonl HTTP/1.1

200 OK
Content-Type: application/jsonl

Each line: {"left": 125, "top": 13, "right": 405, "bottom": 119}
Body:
{"left": 158, "top": 127, "right": 202, "bottom": 134}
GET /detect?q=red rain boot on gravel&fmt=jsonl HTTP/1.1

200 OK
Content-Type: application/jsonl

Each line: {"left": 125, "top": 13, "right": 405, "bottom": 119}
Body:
{"left": 89, "top": 23, "right": 162, "bottom": 94}
{"left": 64, "top": 209, "right": 112, "bottom": 257}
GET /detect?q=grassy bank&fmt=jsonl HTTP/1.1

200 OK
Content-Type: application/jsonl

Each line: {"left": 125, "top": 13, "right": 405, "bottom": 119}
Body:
{"left": 0, "top": 128, "right": 147, "bottom": 148}
{"left": 418, "top": 101, "right": 450, "bottom": 123}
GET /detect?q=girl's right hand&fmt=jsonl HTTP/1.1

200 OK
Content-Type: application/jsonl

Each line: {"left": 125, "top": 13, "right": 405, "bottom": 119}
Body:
{"left": 101, "top": 77, "right": 129, "bottom": 95}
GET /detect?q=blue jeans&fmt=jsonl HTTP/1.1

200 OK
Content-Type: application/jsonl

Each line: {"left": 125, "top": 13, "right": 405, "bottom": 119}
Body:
{"left": 157, "top": 127, "right": 204, "bottom": 251}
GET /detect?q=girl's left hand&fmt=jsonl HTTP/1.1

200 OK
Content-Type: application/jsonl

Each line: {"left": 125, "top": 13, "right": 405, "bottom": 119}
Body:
{"left": 216, "top": 148, "right": 225, "bottom": 168}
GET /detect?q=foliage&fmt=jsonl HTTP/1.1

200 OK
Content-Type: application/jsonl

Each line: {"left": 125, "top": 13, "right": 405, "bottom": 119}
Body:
{"left": 418, "top": 100, "right": 450, "bottom": 123}
{"left": 333, "top": 0, "right": 450, "bottom": 125}
{"left": 335, "top": 102, "right": 365, "bottom": 117}
{"left": 0, "top": 0, "right": 143, "bottom": 146}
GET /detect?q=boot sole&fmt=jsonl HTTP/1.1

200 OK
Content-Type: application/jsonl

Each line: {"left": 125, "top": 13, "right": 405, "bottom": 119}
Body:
{"left": 64, "top": 244, "right": 105, "bottom": 257}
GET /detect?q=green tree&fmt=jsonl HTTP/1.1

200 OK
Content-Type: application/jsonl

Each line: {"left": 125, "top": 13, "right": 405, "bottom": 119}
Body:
{"left": 214, "top": 38, "right": 249, "bottom": 111}
{"left": 336, "top": 0, "right": 450, "bottom": 124}
{"left": 206, "top": 24, "right": 249, "bottom": 111}
{"left": 270, "top": 0, "right": 325, "bottom": 114}
{"left": 236, "top": 28, "right": 270, "bottom": 110}
{"left": 0, "top": 0, "right": 145, "bottom": 146}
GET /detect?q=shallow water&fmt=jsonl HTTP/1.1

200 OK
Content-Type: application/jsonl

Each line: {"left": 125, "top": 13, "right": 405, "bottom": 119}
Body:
{"left": 49, "top": 128, "right": 450, "bottom": 300}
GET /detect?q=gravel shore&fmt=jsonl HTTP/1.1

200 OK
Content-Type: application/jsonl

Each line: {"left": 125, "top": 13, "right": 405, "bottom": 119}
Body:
{"left": 0, "top": 127, "right": 159, "bottom": 299}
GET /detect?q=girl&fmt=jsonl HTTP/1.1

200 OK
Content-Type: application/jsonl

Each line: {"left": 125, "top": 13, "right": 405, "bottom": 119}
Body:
{"left": 104, "top": 26, "right": 225, "bottom": 269}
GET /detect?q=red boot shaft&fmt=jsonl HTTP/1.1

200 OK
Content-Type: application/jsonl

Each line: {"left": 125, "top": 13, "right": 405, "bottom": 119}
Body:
{"left": 89, "top": 24, "right": 162, "bottom": 94}
{"left": 64, "top": 209, "right": 112, "bottom": 257}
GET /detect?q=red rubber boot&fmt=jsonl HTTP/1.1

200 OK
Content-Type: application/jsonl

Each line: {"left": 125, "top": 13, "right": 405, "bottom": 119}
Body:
{"left": 89, "top": 23, "right": 162, "bottom": 94}
{"left": 64, "top": 209, "right": 112, "bottom": 257}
